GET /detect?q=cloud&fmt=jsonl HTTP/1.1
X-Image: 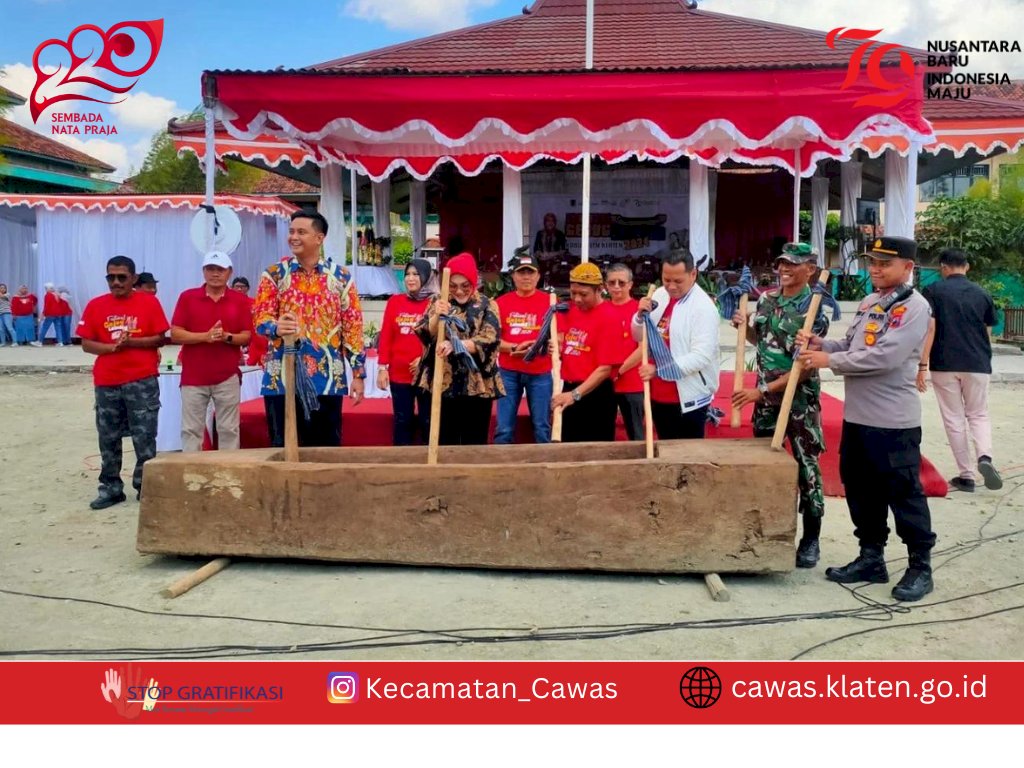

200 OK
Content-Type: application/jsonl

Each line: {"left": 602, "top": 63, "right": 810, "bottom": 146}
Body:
{"left": 109, "top": 91, "right": 181, "bottom": 133}
{"left": 0, "top": 62, "right": 38, "bottom": 129}
{"left": 57, "top": 136, "right": 129, "bottom": 178}
{"left": 708, "top": 0, "right": 1024, "bottom": 77}
{"left": 341, "top": 0, "right": 498, "bottom": 33}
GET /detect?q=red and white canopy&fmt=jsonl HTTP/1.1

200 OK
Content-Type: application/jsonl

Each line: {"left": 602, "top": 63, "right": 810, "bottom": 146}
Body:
{"left": 199, "top": 68, "right": 934, "bottom": 180}
{"left": 0, "top": 193, "right": 298, "bottom": 217}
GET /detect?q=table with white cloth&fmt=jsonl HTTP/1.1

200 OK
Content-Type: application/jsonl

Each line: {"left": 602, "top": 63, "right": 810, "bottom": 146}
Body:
{"left": 351, "top": 265, "right": 400, "bottom": 295}
{"left": 157, "top": 366, "right": 263, "bottom": 452}
{"left": 156, "top": 356, "right": 388, "bottom": 452}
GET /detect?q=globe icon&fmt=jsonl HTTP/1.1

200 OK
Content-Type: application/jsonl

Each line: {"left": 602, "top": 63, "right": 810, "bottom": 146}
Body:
{"left": 679, "top": 666, "right": 722, "bottom": 708}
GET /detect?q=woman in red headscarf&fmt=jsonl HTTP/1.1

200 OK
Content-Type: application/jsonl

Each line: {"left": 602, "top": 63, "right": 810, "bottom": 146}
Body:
{"left": 415, "top": 253, "right": 504, "bottom": 445}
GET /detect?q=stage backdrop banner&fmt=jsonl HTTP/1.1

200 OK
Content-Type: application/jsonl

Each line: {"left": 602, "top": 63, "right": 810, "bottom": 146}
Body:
{"left": 529, "top": 194, "right": 687, "bottom": 261}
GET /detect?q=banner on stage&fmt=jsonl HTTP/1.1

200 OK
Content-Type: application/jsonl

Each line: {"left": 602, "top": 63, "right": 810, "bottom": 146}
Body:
{"left": 1, "top": 661, "right": 1019, "bottom": 725}
{"left": 529, "top": 195, "right": 688, "bottom": 260}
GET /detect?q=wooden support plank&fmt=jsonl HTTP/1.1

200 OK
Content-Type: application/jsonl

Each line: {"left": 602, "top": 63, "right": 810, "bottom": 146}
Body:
{"left": 704, "top": 573, "right": 730, "bottom": 602}
{"left": 160, "top": 557, "right": 231, "bottom": 599}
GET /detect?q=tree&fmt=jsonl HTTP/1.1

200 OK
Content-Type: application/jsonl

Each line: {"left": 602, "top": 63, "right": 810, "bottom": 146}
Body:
{"left": 916, "top": 193, "right": 1024, "bottom": 276}
{"left": 130, "top": 110, "right": 261, "bottom": 194}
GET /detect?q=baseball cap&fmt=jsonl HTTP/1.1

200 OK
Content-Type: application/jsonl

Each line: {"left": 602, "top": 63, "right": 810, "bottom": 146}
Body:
{"left": 136, "top": 272, "right": 158, "bottom": 285}
{"left": 775, "top": 242, "right": 817, "bottom": 264}
{"left": 862, "top": 236, "right": 917, "bottom": 261}
{"left": 202, "top": 250, "right": 233, "bottom": 269}
{"left": 508, "top": 253, "right": 540, "bottom": 272}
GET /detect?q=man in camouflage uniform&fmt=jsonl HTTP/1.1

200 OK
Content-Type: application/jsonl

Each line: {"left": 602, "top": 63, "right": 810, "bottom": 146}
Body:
{"left": 732, "top": 242, "right": 829, "bottom": 568}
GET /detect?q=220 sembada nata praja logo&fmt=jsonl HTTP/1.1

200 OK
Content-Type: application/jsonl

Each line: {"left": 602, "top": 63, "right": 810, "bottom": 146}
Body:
{"left": 826, "top": 27, "right": 915, "bottom": 109}
{"left": 30, "top": 19, "right": 164, "bottom": 123}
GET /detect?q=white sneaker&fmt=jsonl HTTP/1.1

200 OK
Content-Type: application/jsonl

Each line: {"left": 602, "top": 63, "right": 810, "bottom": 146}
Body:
{"left": 29, "top": 341, "right": 42, "bottom": 347}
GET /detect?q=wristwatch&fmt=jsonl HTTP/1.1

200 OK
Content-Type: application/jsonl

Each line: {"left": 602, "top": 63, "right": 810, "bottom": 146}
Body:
{"left": 571, "top": 389, "right": 582, "bottom": 403}
{"left": 225, "top": 334, "right": 233, "bottom": 345}
{"left": 757, "top": 381, "right": 769, "bottom": 395}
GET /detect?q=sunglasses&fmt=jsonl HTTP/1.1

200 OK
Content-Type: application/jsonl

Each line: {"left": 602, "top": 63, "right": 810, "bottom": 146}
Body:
{"left": 606, "top": 279, "right": 630, "bottom": 287}
{"left": 105, "top": 274, "right": 131, "bottom": 283}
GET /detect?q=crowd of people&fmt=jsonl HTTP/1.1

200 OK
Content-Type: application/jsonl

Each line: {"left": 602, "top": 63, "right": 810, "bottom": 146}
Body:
{"left": 50, "top": 209, "right": 1004, "bottom": 603}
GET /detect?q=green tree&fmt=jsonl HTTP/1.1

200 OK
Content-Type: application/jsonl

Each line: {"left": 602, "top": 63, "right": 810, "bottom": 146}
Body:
{"left": 131, "top": 111, "right": 261, "bottom": 194}
{"left": 916, "top": 189, "right": 1024, "bottom": 277}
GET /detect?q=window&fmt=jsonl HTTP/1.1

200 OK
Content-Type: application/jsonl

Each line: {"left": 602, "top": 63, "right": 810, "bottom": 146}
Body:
{"left": 919, "top": 164, "right": 990, "bottom": 202}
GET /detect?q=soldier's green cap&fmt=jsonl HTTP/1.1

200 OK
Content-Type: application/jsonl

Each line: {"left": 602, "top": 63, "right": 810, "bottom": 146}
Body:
{"left": 775, "top": 242, "right": 817, "bottom": 265}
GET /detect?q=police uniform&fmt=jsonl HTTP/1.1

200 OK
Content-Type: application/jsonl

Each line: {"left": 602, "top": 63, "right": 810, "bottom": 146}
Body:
{"left": 821, "top": 236, "right": 936, "bottom": 602}
{"left": 749, "top": 243, "right": 829, "bottom": 567}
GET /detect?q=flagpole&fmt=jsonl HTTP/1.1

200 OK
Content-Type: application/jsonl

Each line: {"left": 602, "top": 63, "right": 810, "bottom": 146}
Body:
{"left": 581, "top": 0, "right": 594, "bottom": 264}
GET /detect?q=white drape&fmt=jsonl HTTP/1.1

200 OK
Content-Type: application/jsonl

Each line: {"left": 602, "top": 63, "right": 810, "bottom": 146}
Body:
{"left": 319, "top": 164, "right": 346, "bottom": 264}
{"left": 708, "top": 169, "right": 718, "bottom": 266}
{"left": 409, "top": 180, "right": 427, "bottom": 250}
{"left": 688, "top": 162, "right": 710, "bottom": 271}
{"left": 0, "top": 206, "right": 38, "bottom": 295}
{"left": 811, "top": 175, "right": 828, "bottom": 267}
{"left": 502, "top": 166, "right": 524, "bottom": 271}
{"left": 371, "top": 179, "right": 391, "bottom": 240}
{"left": 840, "top": 160, "right": 862, "bottom": 274}
{"left": 33, "top": 207, "right": 290, "bottom": 330}
{"left": 884, "top": 148, "right": 918, "bottom": 239}
{"left": 350, "top": 169, "right": 359, "bottom": 265}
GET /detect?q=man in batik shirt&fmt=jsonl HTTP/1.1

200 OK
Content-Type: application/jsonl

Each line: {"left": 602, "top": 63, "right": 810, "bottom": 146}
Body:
{"left": 253, "top": 211, "right": 365, "bottom": 447}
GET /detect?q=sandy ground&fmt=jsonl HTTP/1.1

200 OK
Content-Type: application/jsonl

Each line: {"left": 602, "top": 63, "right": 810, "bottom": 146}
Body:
{"left": 0, "top": 369, "right": 1021, "bottom": 662}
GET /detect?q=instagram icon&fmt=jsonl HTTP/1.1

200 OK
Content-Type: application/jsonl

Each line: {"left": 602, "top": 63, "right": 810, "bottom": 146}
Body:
{"left": 327, "top": 672, "right": 360, "bottom": 703}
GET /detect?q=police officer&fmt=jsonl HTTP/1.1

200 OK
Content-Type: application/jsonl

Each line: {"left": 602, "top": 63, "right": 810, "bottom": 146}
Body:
{"left": 798, "top": 236, "right": 935, "bottom": 602}
{"left": 731, "top": 242, "right": 829, "bottom": 568}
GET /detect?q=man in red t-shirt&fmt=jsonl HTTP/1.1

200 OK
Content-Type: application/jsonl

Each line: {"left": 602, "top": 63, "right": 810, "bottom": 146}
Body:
{"left": 77, "top": 256, "right": 169, "bottom": 509}
{"left": 603, "top": 263, "right": 644, "bottom": 440}
{"left": 494, "top": 253, "right": 553, "bottom": 443}
{"left": 171, "top": 251, "right": 253, "bottom": 452}
{"left": 550, "top": 262, "right": 617, "bottom": 442}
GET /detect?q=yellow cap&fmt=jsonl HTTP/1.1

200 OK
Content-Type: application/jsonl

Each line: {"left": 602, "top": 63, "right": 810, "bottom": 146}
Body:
{"left": 569, "top": 262, "right": 603, "bottom": 286}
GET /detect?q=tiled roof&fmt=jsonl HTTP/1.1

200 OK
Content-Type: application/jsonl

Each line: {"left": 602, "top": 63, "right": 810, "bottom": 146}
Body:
{"left": 312, "top": 0, "right": 918, "bottom": 74}
{"left": 251, "top": 172, "right": 318, "bottom": 195}
{"left": 973, "top": 79, "right": 1024, "bottom": 102}
{"left": 923, "top": 92, "right": 1024, "bottom": 120}
{"left": 0, "top": 118, "right": 116, "bottom": 172}
{"left": 0, "top": 84, "right": 26, "bottom": 105}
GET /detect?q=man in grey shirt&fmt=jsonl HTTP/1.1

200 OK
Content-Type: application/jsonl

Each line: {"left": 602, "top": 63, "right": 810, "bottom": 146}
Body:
{"left": 798, "top": 236, "right": 935, "bottom": 602}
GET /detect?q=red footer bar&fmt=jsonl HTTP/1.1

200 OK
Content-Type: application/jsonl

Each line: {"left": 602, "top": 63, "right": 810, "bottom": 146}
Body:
{"left": 1, "top": 661, "right": 1018, "bottom": 725}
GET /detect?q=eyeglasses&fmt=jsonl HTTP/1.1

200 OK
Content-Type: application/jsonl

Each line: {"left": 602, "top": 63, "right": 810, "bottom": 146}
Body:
{"left": 105, "top": 274, "right": 130, "bottom": 283}
{"left": 606, "top": 279, "right": 630, "bottom": 287}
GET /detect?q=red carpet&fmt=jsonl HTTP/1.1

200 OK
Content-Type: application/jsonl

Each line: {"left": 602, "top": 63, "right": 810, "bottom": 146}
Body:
{"left": 231, "top": 372, "right": 946, "bottom": 499}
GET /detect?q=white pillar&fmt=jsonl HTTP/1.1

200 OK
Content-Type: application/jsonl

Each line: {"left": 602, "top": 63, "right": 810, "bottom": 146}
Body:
{"left": 688, "top": 161, "right": 710, "bottom": 270}
{"left": 884, "top": 148, "right": 918, "bottom": 238}
{"left": 501, "top": 166, "right": 524, "bottom": 271}
{"left": 581, "top": 154, "right": 592, "bottom": 263}
{"left": 203, "top": 107, "right": 216, "bottom": 250}
{"left": 372, "top": 178, "right": 392, "bottom": 241}
{"left": 792, "top": 147, "right": 802, "bottom": 242}
{"left": 811, "top": 175, "right": 828, "bottom": 267}
{"left": 840, "top": 160, "right": 863, "bottom": 274}
{"left": 349, "top": 169, "right": 358, "bottom": 266}
{"left": 708, "top": 168, "right": 718, "bottom": 266}
{"left": 409, "top": 180, "right": 427, "bottom": 250}
{"left": 319, "top": 164, "right": 345, "bottom": 264}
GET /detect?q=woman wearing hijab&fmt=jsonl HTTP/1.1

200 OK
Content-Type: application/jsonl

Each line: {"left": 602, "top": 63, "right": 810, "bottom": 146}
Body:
{"left": 38, "top": 283, "right": 74, "bottom": 346}
{"left": 415, "top": 253, "right": 504, "bottom": 445}
{"left": 378, "top": 258, "right": 435, "bottom": 445}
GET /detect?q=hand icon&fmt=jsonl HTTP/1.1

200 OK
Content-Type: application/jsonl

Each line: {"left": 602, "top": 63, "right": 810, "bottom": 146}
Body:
{"left": 143, "top": 678, "right": 160, "bottom": 712}
{"left": 101, "top": 668, "right": 122, "bottom": 703}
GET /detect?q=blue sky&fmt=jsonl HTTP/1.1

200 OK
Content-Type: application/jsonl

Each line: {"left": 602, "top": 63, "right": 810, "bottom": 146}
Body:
{"left": 3, "top": 0, "right": 1020, "bottom": 180}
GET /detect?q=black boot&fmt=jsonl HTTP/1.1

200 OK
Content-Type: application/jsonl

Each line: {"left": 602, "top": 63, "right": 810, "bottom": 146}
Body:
{"left": 825, "top": 545, "right": 888, "bottom": 584}
{"left": 796, "top": 515, "right": 822, "bottom": 569}
{"left": 892, "top": 551, "right": 934, "bottom": 602}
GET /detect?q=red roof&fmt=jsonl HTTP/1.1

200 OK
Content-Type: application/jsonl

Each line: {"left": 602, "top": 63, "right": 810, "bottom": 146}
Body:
{"left": 251, "top": 172, "right": 318, "bottom": 195}
{"left": 315, "top": 0, "right": 919, "bottom": 74}
{"left": 0, "top": 118, "right": 116, "bottom": 172}
{"left": 923, "top": 94, "right": 1024, "bottom": 121}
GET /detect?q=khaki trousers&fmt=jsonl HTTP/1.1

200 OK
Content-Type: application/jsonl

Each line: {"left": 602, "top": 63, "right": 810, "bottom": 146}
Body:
{"left": 931, "top": 371, "right": 993, "bottom": 480}
{"left": 181, "top": 378, "right": 241, "bottom": 452}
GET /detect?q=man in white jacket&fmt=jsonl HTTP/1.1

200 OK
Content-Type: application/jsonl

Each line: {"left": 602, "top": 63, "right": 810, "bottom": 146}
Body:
{"left": 632, "top": 249, "right": 720, "bottom": 439}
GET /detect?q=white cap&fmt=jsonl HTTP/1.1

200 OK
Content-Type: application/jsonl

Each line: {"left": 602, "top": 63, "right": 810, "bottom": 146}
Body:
{"left": 202, "top": 250, "right": 233, "bottom": 270}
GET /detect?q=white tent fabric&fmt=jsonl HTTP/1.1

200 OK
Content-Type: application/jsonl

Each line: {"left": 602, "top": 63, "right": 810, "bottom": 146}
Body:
{"left": 811, "top": 176, "right": 828, "bottom": 268}
{"left": 0, "top": 206, "right": 37, "bottom": 295}
{"left": 502, "top": 166, "right": 524, "bottom": 271}
{"left": 319, "top": 164, "right": 346, "bottom": 264}
{"left": 840, "top": 161, "right": 862, "bottom": 275}
{"left": 27, "top": 206, "right": 290, "bottom": 332}
{"left": 688, "top": 163, "right": 710, "bottom": 271}
{"left": 409, "top": 180, "right": 427, "bottom": 250}
{"left": 884, "top": 148, "right": 918, "bottom": 239}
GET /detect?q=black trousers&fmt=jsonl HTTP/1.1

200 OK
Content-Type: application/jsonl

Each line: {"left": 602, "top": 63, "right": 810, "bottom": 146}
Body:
{"left": 439, "top": 395, "right": 493, "bottom": 446}
{"left": 616, "top": 392, "right": 645, "bottom": 441}
{"left": 561, "top": 379, "right": 616, "bottom": 442}
{"left": 839, "top": 421, "right": 936, "bottom": 552}
{"left": 390, "top": 383, "right": 431, "bottom": 446}
{"left": 265, "top": 394, "right": 343, "bottom": 448}
{"left": 652, "top": 402, "right": 708, "bottom": 440}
